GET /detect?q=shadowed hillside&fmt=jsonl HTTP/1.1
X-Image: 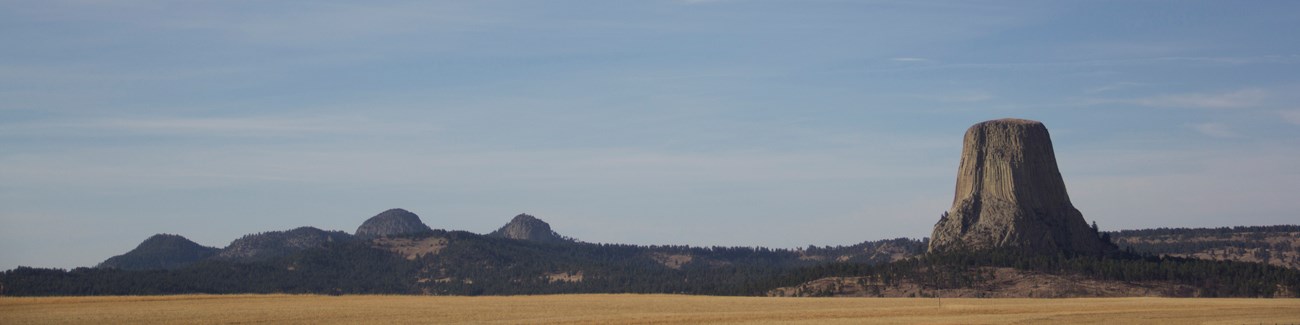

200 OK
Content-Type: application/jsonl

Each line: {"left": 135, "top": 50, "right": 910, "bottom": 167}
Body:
{"left": 98, "top": 234, "right": 219, "bottom": 271}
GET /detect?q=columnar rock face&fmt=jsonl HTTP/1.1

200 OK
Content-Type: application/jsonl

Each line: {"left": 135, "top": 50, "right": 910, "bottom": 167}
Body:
{"left": 355, "top": 208, "right": 434, "bottom": 239}
{"left": 488, "top": 214, "right": 570, "bottom": 243}
{"left": 929, "top": 118, "right": 1114, "bottom": 256}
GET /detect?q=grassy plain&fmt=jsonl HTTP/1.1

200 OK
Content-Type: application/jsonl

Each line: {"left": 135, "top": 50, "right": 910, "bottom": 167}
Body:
{"left": 2, "top": 294, "right": 1297, "bottom": 324}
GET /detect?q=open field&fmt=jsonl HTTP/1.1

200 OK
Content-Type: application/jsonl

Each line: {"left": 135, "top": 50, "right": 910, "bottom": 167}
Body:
{"left": 2, "top": 294, "right": 1297, "bottom": 324}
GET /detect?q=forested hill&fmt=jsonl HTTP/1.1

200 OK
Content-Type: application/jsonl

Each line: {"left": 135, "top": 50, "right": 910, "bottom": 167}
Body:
{"left": 1107, "top": 225, "right": 1300, "bottom": 270}
{"left": 0, "top": 230, "right": 923, "bottom": 296}
{"left": 97, "top": 234, "right": 219, "bottom": 271}
{"left": 3, "top": 221, "right": 1298, "bottom": 297}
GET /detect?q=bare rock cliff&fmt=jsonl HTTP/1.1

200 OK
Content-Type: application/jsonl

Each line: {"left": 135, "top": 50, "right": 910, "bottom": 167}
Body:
{"left": 929, "top": 118, "right": 1114, "bottom": 256}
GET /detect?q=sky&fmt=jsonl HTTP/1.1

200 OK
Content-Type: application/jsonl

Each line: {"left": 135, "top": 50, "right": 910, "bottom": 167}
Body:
{"left": 3, "top": 1, "right": 1299, "bottom": 270}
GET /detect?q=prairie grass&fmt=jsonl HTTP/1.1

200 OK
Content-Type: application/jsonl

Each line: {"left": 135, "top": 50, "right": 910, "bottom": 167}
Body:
{"left": 2, "top": 294, "right": 1297, "bottom": 324}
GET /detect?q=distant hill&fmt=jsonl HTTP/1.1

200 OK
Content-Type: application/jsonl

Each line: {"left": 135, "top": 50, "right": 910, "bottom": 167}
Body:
{"left": 6, "top": 211, "right": 1300, "bottom": 298}
{"left": 1, "top": 230, "right": 801, "bottom": 296}
{"left": 97, "top": 234, "right": 219, "bottom": 270}
{"left": 355, "top": 208, "right": 434, "bottom": 239}
{"left": 1108, "top": 225, "right": 1300, "bottom": 270}
{"left": 1, "top": 210, "right": 933, "bottom": 296}
{"left": 764, "top": 225, "right": 1300, "bottom": 298}
{"left": 794, "top": 238, "right": 926, "bottom": 265}
{"left": 5, "top": 220, "right": 1300, "bottom": 297}
{"left": 486, "top": 214, "right": 572, "bottom": 243}
{"left": 769, "top": 247, "right": 1300, "bottom": 298}
{"left": 214, "top": 227, "right": 354, "bottom": 262}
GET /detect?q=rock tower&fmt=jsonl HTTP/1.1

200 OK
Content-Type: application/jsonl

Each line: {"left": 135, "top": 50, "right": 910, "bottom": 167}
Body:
{"left": 929, "top": 118, "right": 1113, "bottom": 256}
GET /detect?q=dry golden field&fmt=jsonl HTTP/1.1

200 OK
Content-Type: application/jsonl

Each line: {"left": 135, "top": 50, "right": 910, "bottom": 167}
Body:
{"left": 2, "top": 294, "right": 1298, "bottom": 324}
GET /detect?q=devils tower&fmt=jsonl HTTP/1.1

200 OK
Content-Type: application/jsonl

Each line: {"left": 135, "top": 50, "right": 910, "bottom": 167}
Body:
{"left": 929, "top": 118, "right": 1114, "bottom": 256}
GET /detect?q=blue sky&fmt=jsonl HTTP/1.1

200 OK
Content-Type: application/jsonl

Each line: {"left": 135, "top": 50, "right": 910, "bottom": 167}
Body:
{"left": 3, "top": 1, "right": 1299, "bottom": 270}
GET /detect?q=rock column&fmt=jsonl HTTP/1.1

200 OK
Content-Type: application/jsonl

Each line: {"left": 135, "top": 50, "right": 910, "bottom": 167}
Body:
{"left": 929, "top": 118, "right": 1113, "bottom": 256}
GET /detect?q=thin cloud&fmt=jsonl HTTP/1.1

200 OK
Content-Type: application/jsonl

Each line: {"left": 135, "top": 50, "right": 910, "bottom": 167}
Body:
{"left": 1084, "top": 81, "right": 1150, "bottom": 94}
{"left": 1281, "top": 110, "right": 1300, "bottom": 126}
{"left": 0, "top": 142, "right": 949, "bottom": 193}
{"left": 103, "top": 117, "right": 339, "bottom": 134}
{"left": 1152, "top": 55, "right": 1300, "bottom": 65}
{"left": 1067, "top": 145, "right": 1300, "bottom": 230}
{"left": 1188, "top": 122, "right": 1239, "bottom": 138}
{"left": 890, "top": 57, "right": 930, "bottom": 62}
{"left": 1132, "top": 89, "right": 1268, "bottom": 109}
{"left": 2, "top": 116, "right": 427, "bottom": 138}
{"left": 859, "top": 55, "right": 1300, "bottom": 75}
{"left": 938, "top": 91, "right": 994, "bottom": 103}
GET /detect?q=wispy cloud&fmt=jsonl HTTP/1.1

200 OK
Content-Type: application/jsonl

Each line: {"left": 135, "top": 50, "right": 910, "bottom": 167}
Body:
{"left": 1060, "top": 41, "right": 1199, "bottom": 59}
{"left": 677, "top": 0, "right": 733, "bottom": 4}
{"left": 1152, "top": 55, "right": 1300, "bottom": 65}
{"left": 1129, "top": 89, "right": 1268, "bottom": 109}
{"left": 1281, "top": 110, "right": 1300, "bottom": 126}
{"left": 937, "top": 91, "right": 994, "bottom": 103}
{"left": 2, "top": 131, "right": 951, "bottom": 184}
{"left": 1067, "top": 144, "right": 1300, "bottom": 230}
{"left": 856, "top": 55, "right": 1300, "bottom": 76}
{"left": 1188, "top": 122, "right": 1239, "bottom": 138}
{"left": 1084, "top": 81, "right": 1150, "bottom": 94}
{"left": 1, "top": 116, "right": 428, "bottom": 138}
{"left": 103, "top": 117, "right": 343, "bottom": 134}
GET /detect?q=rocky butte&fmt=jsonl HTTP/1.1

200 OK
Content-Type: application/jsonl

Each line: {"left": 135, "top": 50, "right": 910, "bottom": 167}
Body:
{"left": 488, "top": 213, "right": 571, "bottom": 244}
{"left": 929, "top": 118, "right": 1115, "bottom": 256}
{"left": 355, "top": 208, "right": 434, "bottom": 239}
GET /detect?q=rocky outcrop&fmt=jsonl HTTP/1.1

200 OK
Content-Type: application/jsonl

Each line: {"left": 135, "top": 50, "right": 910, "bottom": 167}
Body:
{"left": 929, "top": 118, "right": 1114, "bottom": 256}
{"left": 487, "top": 214, "right": 571, "bottom": 243}
{"left": 215, "top": 227, "right": 353, "bottom": 262}
{"left": 355, "top": 208, "right": 434, "bottom": 239}
{"left": 98, "top": 234, "right": 220, "bottom": 270}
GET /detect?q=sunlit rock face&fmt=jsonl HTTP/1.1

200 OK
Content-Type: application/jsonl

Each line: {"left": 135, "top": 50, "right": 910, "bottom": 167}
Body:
{"left": 929, "top": 118, "right": 1113, "bottom": 256}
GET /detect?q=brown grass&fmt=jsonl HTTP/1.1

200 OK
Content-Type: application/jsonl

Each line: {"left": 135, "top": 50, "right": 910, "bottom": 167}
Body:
{"left": 2, "top": 294, "right": 1297, "bottom": 324}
